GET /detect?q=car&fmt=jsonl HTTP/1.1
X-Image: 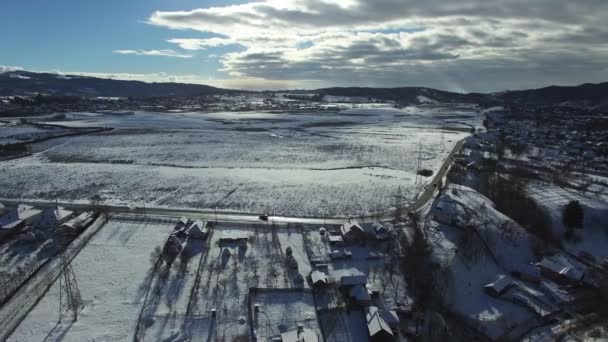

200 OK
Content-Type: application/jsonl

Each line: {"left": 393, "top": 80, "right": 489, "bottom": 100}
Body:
{"left": 258, "top": 214, "right": 269, "bottom": 221}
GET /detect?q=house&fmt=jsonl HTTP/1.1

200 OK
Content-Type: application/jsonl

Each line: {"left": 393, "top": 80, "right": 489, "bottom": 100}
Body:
{"left": 349, "top": 285, "right": 372, "bottom": 305}
{"left": 366, "top": 306, "right": 394, "bottom": 341}
{"left": 280, "top": 325, "right": 319, "bottom": 342}
{"left": 309, "top": 270, "right": 328, "bottom": 288}
{"left": 362, "top": 222, "right": 392, "bottom": 240}
{"left": 0, "top": 219, "right": 25, "bottom": 241}
{"left": 511, "top": 291, "right": 559, "bottom": 318}
{"left": 61, "top": 212, "right": 94, "bottom": 232}
{"left": 186, "top": 220, "right": 208, "bottom": 240}
{"left": 340, "top": 220, "right": 366, "bottom": 243}
{"left": 341, "top": 274, "right": 372, "bottom": 305}
{"left": 35, "top": 207, "right": 74, "bottom": 229}
{"left": 536, "top": 256, "right": 585, "bottom": 285}
{"left": 177, "top": 216, "right": 189, "bottom": 227}
{"left": 484, "top": 274, "right": 513, "bottom": 297}
{"left": 341, "top": 274, "right": 367, "bottom": 287}
{"left": 0, "top": 204, "right": 42, "bottom": 226}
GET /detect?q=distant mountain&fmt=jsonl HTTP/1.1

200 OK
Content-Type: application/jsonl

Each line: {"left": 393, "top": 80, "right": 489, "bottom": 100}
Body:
{"left": 313, "top": 86, "right": 494, "bottom": 104}
{"left": 0, "top": 70, "right": 233, "bottom": 98}
{"left": 495, "top": 82, "right": 608, "bottom": 105}
{"left": 314, "top": 82, "right": 608, "bottom": 105}
{"left": 1, "top": 69, "right": 606, "bottom": 105}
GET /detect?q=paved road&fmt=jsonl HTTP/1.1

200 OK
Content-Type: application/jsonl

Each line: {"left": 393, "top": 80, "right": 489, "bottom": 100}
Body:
{"left": 1, "top": 139, "right": 465, "bottom": 225}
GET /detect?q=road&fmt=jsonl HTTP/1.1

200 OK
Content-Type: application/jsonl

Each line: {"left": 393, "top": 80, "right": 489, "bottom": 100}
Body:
{"left": 0, "top": 138, "right": 465, "bottom": 225}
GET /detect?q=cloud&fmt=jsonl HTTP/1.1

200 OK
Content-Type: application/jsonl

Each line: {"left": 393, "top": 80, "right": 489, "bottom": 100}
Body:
{"left": 113, "top": 49, "right": 194, "bottom": 58}
{"left": 0, "top": 65, "right": 24, "bottom": 73}
{"left": 167, "top": 38, "right": 235, "bottom": 50}
{"left": 144, "top": 0, "right": 608, "bottom": 91}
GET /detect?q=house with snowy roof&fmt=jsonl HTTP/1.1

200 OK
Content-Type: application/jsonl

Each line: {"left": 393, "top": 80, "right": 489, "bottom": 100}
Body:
{"left": 0, "top": 204, "right": 42, "bottom": 226}
{"left": 186, "top": 220, "right": 208, "bottom": 240}
{"left": 536, "top": 256, "right": 585, "bottom": 285}
{"left": 366, "top": 306, "right": 394, "bottom": 341}
{"left": 340, "top": 220, "right": 366, "bottom": 243}
{"left": 35, "top": 207, "right": 74, "bottom": 229}
{"left": 309, "top": 270, "right": 328, "bottom": 288}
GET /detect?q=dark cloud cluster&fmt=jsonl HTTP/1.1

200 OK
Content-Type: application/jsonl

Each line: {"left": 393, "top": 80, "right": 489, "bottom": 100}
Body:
{"left": 146, "top": 0, "right": 608, "bottom": 91}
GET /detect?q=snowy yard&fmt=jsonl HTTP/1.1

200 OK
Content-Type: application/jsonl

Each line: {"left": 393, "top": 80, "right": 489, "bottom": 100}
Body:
{"left": 528, "top": 182, "right": 608, "bottom": 260}
{"left": 8, "top": 219, "right": 174, "bottom": 342}
{"left": 0, "top": 108, "right": 478, "bottom": 216}
{"left": 184, "top": 224, "right": 288, "bottom": 341}
{"left": 427, "top": 186, "right": 540, "bottom": 339}
{"left": 250, "top": 289, "right": 320, "bottom": 341}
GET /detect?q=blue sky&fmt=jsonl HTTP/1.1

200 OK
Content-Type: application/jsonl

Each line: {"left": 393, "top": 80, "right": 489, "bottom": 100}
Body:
{"left": 0, "top": 1, "right": 242, "bottom": 78}
{"left": 1, "top": 0, "right": 606, "bottom": 91}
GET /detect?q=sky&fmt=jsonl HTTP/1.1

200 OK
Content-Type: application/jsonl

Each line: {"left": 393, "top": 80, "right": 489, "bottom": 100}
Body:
{"left": 1, "top": 0, "right": 607, "bottom": 92}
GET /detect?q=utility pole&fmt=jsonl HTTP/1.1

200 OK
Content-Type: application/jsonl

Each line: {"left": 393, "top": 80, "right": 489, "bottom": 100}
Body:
{"left": 414, "top": 142, "right": 423, "bottom": 185}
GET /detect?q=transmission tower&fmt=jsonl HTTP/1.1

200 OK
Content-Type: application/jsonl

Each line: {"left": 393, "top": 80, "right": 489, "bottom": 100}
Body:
{"left": 58, "top": 229, "right": 83, "bottom": 322}
{"left": 392, "top": 186, "right": 404, "bottom": 222}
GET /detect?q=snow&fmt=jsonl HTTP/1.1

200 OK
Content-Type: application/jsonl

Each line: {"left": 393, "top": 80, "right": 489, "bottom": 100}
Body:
{"left": 428, "top": 185, "right": 540, "bottom": 339}
{"left": 251, "top": 289, "right": 320, "bottom": 341}
{"left": 417, "top": 95, "right": 438, "bottom": 103}
{"left": 0, "top": 108, "right": 480, "bottom": 216}
{"left": 528, "top": 182, "right": 608, "bottom": 260}
{"left": 8, "top": 219, "right": 175, "bottom": 342}
{"left": 0, "top": 124, "right": 75, "bottom": 145}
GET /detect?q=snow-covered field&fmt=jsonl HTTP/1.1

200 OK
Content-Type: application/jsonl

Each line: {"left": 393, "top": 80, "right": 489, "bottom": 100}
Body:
{"left": 8, "top": 219, "right": 174, "bottom": 342}
{"left": 0, "top": 108, "right": 479, "bottom": 216}
{"left": 0, "top": 123, "right": 76, "bottom": 144}
{"left": 428, "top": 186, "right": 540, "bottom": 339}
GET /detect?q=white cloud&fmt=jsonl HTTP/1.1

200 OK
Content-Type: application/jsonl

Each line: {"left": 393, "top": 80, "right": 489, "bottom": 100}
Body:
{"left": 146, "top": 0, "right": 608, "bottom": 91}
{"left": 113, "top": 49, "right": 194, "bottom": 58}
{"left": 167, "top": 38, "right": 235, "bottom": 50}
{"left": 0, "top": 65, "right": 24, "bottom": 73}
